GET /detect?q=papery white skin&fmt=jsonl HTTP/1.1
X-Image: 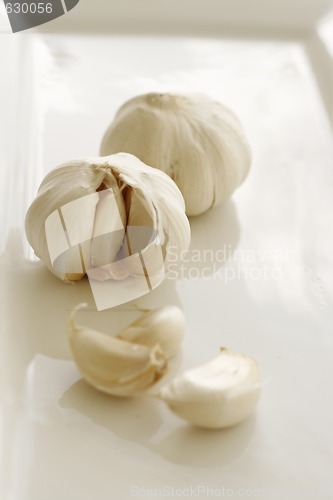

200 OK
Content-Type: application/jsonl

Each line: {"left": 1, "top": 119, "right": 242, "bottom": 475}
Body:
{"left": 68, "top": 303, "right": 167, "bottom": 397}
{"left": 25, "top": 153, "right": 190, "bottom": 282}
{"left": 117, "top": 305, "right": 185, "bottom": 359}
{"left": 100, "top": 93, "right": 252, "bottom": 216}
{"left": 158, "top": 348, "right": 261, "bottom": 429}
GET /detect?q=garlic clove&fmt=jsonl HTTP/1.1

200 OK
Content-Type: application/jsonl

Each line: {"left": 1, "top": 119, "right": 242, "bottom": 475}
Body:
{"left": 109, "top": 153, "right": 190, "bottom": 262}
{"left": 100, "top": 93, "right": 252, "bottom": 216}
{"left": 89, "top": 176, "right": 126, "bottom": 270}
{"left": 158, "top": 347, "right": 261, "bottom": 429}
{"left": 26, "top": 160, "right": 105, "bottom": 282}
{"left": 117, "top": 305, "right": 185, "bottom": 359}
{"left": 67, "top": 303, "right": 168, "bottom": 397}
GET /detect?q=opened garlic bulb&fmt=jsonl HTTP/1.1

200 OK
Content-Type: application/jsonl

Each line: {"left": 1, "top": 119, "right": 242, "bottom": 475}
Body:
{"left": 158, "top": 348, "right": 261, "bottom": 429}
{"left": 25, "top": 153, "right": 190, "bottom": 283}
{"left": 117, "top": 305, "right": 185, "bottom": 358}
{"left": 100, "top": 93, "right": 251, "bottom": 216}
{"left": 68, "top": 303, "right": 167, "bottom": 396}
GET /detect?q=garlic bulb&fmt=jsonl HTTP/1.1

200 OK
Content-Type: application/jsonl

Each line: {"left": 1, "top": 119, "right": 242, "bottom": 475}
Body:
{"left": 158, "top": 348, "right": 261, "bottom": 429}
{"left": 117, "top": 305, "right": 185, "bottom": 358}
{"left": 68, "top": 303, "right": 167, "bottom": 396}
{"left": 100, "top": 93, "right": 251, "bottom": 216}
{"left": 25, "top": 153, "right": 190, "bottom": 283}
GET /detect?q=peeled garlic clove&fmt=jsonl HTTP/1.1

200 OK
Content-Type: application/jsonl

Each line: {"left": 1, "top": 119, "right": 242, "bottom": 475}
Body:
{"left": 117, "top": 305, "right": 185, "bottom": 358}
{"left": 89, "top": 173, "right": 126, "bottom": 272}
{"left": 68, "top": 304, "right": 167, "bottom": 397}
{"left": 158, "top": 348, "right": 261, "bottom": 429}
{"left": 25, "top": 153, "right": 190, "bottom": 283}
{"left": 110, "top": 153, "right": 190, "bottom": 266}
{"left": 100, "top": 93, "right": 252, "bottom": 216}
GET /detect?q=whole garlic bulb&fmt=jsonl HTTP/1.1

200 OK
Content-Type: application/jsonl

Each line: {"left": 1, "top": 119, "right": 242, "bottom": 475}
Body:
{"left": 100, "top": 93, "right": 251, "bottom": 216}
{"left": 25, "top": 153, "right": 190, "bottom": 283}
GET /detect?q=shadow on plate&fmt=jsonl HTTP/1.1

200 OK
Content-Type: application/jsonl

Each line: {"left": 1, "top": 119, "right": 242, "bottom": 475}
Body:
{"left": 60, "top": 373, "right": 256, "bottom": 469}
{"left": 60, "top": 378, "right": 165, "bottom": 443}
{"left": 153, "top": 415, "right": 256, "bottom": 468}
{"left": 178, "top": 200, "right": 240, "bottom": 279}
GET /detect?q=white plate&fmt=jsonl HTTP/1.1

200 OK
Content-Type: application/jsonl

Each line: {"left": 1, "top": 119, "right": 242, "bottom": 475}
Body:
{"left": 1, "top": 25, "right": 333, "bottom": 500}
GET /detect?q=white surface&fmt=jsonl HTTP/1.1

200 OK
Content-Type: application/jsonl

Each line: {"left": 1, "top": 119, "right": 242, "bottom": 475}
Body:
{"left": 1, "top": 30, "right": 333, "bottom": 500}
{"left": 35, "top": 0, "right": 333, "bottom": 34}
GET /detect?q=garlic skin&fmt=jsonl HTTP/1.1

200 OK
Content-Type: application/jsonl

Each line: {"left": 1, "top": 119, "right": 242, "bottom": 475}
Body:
{"left": 100, "top": 93, "right": 251, "bottom": 216}
{"left": 25, "top": 153, "right": 190, "bottom": 283}
{"left": 158, "top": 348, "right": 261, "bottom": 429}
{"left": 117, "top": 305, "right": 185, "bottom": 359}
{"left": 68, "top": 304, "right": 167, "bottom": 397}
